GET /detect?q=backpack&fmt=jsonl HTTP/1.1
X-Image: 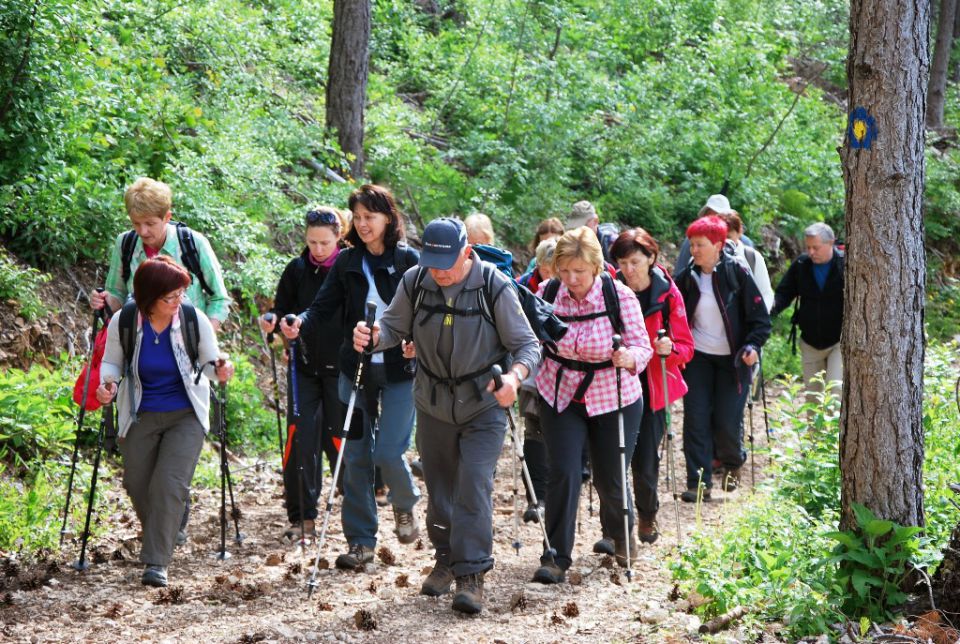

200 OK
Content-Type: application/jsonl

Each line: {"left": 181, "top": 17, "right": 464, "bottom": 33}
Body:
{"left": 121, "top": 222, "right": 214, "bottom": 296}
{"left": 472, "top": 244, "right": 514, "bottom": 277}
{"left": 597, "top": 222, "right": 620, "bottom": 264}
{"left": 117, "top": 299, "right": 201, "bottom": 374}
{"left": 540, "top": 271, "right": 624, "bottom": 335}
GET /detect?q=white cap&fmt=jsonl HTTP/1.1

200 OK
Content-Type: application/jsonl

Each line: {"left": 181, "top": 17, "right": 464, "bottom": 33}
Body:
{"left": 702, "top": 194, "right": 734, "bottom": 215}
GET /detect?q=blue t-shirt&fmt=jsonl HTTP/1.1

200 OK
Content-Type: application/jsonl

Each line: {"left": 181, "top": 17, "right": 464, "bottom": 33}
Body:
{"left": 812, "top": 262, "right": 831, "bottom": 291}
{"left": 138, "top": 323, "right": 192, "bottom": 413}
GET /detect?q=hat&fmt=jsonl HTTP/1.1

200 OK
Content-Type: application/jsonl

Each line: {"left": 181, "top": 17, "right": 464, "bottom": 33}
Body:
{"left": 569, "top": 200, "right": 598, "bottom": 227}
{"left": 701, "top": 194, "right": 734, "bottom": 215}
{"left": 419, "top": 217, "right": 467, "bottom": 270}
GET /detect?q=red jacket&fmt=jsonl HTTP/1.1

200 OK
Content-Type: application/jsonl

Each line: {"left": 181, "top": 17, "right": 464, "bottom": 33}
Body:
{"left": 619, "top": 265, "right": 694, "bottom": 411}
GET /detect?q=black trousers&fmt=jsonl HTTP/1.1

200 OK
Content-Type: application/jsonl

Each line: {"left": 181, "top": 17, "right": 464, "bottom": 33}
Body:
{"left": 681, "top": 351, "right": 748, "bottom": 490}
{"left": 631, "top": 384, "right": 665, "bottom": 520}
{"left": 284, "top": 370, "right": 344, "bottom": 524}
{"left": 540, "top": 398, "right": 641, "bottom": 570}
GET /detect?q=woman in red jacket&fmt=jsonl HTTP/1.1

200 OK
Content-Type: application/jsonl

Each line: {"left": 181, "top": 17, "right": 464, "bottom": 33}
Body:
{"left": 610, "top": 229, "right": 694, "bottom": 544}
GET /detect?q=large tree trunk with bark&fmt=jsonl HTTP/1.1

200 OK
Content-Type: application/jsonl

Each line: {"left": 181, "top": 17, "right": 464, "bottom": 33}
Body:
{"left": 326, "top": 0, "right": 371, "bottom": 179}
{"left": 839, "top": 0, "right": 928, "bottom": 530}
{"left": 928, "top": 0, "right": 957, "bottom": 128}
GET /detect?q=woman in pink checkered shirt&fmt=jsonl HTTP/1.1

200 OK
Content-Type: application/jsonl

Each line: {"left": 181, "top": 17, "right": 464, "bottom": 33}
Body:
{"left": 531, "top": 227, "right": 653, "bottom": 585}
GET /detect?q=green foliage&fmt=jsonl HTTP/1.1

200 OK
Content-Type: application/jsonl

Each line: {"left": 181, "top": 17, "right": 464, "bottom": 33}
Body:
{"left": 826, "top": 503, "right": 923, "bottom": 622}
{"left": 0, "top": 247, "right": 50, "bottom": 320}
{"left": 219, "top": 352, "right": 276, "bottom": 457}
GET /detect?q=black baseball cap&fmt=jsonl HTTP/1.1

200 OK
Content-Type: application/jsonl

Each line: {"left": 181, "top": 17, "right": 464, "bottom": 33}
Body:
{"left": 419, "top": 217, "right": 467, "bottom": 270}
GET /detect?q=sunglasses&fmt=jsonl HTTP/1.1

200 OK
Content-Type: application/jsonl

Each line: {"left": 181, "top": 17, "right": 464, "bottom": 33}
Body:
{"left": 306, "top": 209, "right": 339, "bottom": 226}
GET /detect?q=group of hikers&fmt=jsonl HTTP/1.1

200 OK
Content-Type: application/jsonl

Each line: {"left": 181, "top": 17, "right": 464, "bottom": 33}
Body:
{"left": 81, "top": 177, "right": 845, "bottom": 614}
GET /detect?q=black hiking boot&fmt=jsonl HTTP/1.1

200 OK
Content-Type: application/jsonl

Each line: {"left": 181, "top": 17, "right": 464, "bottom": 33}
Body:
{"left": 532, "top": 561, "right": 565, "bottom": 584}
{"left": 522, "top": 500, "right": 544, "bottom": 524}
{"left": 335, "top": 543, "right": 374, "bottom": 570}
{"left": 420, "top": 561, "right": 454, "bottom": 597}
{"left": 721, "top": 467, "right": 742, "bottom": 492}
{"left": 592, "top": 537, "right": 615, "bottom": 555}
{"left": 680, "top": 486, "right": 711, "bottom": 503}
{"left": 451, "top": 573, "right": 484, "bottom": 614}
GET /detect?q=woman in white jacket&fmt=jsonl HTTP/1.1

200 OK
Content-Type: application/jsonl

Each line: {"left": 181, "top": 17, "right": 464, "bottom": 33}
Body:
{"left": 96, "top": 256, "right": 234, "bottom": 588}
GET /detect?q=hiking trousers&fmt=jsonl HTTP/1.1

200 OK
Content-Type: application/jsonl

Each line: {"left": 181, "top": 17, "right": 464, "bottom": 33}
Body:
{"left": 119, "top": 408, "right": 205, "bottom": 566}
{"left": 540, "top": 399, "right": 641, "bottom": 570}
{"left": 682, "top": 351, "right": 749, "bottom": 490}
{"left": 419, "top": 405, "right": 506, "bottom": 577}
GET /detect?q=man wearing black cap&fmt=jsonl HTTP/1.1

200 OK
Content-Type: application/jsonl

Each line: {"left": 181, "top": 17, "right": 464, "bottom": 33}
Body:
{"left": 352, "top": 217, "right": 540, "bottom": 615}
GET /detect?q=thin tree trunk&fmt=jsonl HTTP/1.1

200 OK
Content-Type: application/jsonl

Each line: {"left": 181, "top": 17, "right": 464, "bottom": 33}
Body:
{"left": 326, "top": 0, "right": 371, "bottom": 179}
{"left": 839, "top": 0, "right": 928, "bottom": 530}
{"left": 928, "top": 0, "right": 956, "bottom": 128}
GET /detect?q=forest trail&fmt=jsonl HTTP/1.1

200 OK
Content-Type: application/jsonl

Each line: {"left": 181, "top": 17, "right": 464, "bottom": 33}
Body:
{"left": 1, "top": 403, "right": 775, "bottom": 644}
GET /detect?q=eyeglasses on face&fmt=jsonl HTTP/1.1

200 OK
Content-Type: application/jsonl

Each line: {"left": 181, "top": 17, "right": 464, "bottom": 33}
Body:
{"left": 159, "top": 290, "right": 186, "bottom": 304}
{"left": 306, "top": 209, "right": 339, "bottom": 226}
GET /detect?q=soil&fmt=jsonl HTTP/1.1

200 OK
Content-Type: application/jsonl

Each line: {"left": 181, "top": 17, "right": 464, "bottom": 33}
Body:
{"left": 0, "top": 402, "right": 778, "bottom": 644}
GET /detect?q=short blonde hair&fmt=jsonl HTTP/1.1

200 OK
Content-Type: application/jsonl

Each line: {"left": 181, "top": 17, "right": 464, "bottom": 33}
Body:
{"left": 534, "top": 238, "right": 557, "bottom": 269}
{"left": 464, "top": 213, "right": 495, "bottom": 245}
{"left": 554, "top": 226, "right": 604, "bottom": 276}
{"left": 124, "top": 177, "right": 172, "bottom": 220}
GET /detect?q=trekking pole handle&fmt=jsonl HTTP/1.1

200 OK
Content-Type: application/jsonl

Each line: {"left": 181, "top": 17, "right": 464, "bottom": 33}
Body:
{"left": 263, "top": 312, "right": 275, "bottom": 343}
{"left": 363, "top": 301, "right": 377, "bottom": 353}
{"left": 284, "top": 313, "right": 297, "bottom": 327}
{"left": 491, "top": 364, "right": 504, "bottom": 390}
{"left": 93, "top": 287, "right": 107, "bottom": 321}
{"left": 612, "top": 334, "right": 622, "bottom": 351}
{"left": 193, "top": 358, "right": 228, "bottom": 385}
{"left": 657, "top": 329, "right": 666, "bottom": 340}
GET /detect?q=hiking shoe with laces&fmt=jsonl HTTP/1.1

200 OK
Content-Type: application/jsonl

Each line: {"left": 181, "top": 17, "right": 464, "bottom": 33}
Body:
{"left": 394, "top": 507, "right": 420, "bottom": 544}
{"left": 532, "top": 561, "right": 565, "bottom": 584}
{"left": 451, "top": 573, "right": 484, "bottom": 614}
{"left": 175, "top": 530, "right": 188, "bottom": 547}
{"left": 282, "top": 519, "right": 316, "bottom": 544}
{"left": 141, "top": 565, "right": 168, "bottom": 587}
{"left": 680, "top": 486, "right": 711, "bottom": 503}
{"left": 335, "top": 543, "right": 374, "bottom": 570}
{"left": 592, "top": 537, "right": 615, "bottom": 555}
{"left": 721, "top": 467, "right": 742, "bottom": 492}
{"left": 638, "top": 516, "right": 659, "bottom": 544}
{"left": 522, "top": 500, "right": 544, "bottom": 524}
{"left": 410, "top": 459, "right": 424, "bottom": 480}
{"left": 420, "top": 561, "right": 454, "bottom": 597}
{"left": 375, "top": 487, "right": 389, "bottom": 507}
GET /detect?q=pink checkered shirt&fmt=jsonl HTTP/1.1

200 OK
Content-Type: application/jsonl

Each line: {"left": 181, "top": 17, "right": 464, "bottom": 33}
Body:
{"left": 536, "top": 276, "right": 652, "bottom": 416}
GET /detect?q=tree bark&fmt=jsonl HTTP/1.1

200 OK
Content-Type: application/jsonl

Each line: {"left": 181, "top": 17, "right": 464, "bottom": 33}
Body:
{"left": 839, "top": 0, "right": 928, "bottom": 530}
{"left": 927, "top": 0, "right": 957, "bottom": 128}
{"left": 326, "top": 0, "right": 371, "bottom": 179}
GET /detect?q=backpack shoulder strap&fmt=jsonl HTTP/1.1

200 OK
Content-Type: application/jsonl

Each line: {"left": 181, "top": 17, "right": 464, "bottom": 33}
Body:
{"left": 409, "top": 266, "right": 430, "bottom": 318}
{"left": 179, "top": 302, "right": 201, "bottom": 369}
{"left": 743, "top": 245, "right": 758, "bottom": 273}
{"left": 542, "top": 278, "right": 561, "bottom": 303}
{"left": 394, "top": 241, "right": 413, "bottom": 275}
{"left": 174, "top": 222, "right": 214, "bottom": 296}
{"left": 477, "top": 263, "right": 510, "bottom": 327}
{"left": 599, "top": 272, "right": 624, "bottom": 334}
{"left": 118, "top": 299, "right": 139, "bottom": 372}
{"left": 120, "top": 231, "right": 138, "bottom": 285}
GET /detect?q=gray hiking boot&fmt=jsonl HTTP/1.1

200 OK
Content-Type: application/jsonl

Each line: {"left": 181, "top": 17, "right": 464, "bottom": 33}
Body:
{"left": 335, "top": 543, "right": 374, "bottom": 570}
{"left": 451, "top": 573, "right": 484, "bottom": 614}
{"left": 141, "top": 565, "right": 168, "bottom": 587}
{"left": 532, "top": 561, "right": 565, "bottom": 584}
{"left": 394, "top": 507, "right": 420, "bottom": 544}
{"left": 175, "top": 530, "right": 188, "bottom": 547}
{"left": 420, "top": 561, "right": 454, "bottom": 597}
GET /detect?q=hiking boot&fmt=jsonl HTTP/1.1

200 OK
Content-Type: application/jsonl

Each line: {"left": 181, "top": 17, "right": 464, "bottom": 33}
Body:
{"left": 638, "top": 516, "right": 659, "bottom": 544}
{"left": 721, "top": 467, "right": 742, "bottom": 492}
{"left": 282, "top": 519, "right": 316, "bottom": 544}
{"left": 141, "top": 565, "right": 168, "bottom": 588}
{"left": 420, "top": 561, "right": 454, "bottom": 597}
{"left": 592, "top": 537, "right": 615, "bottom": 555}
{"left": 335, "top": 543, "right": 374, "bottom": 570}
{"left": 522, "top": 500, "right": 544, "bottom": 524}
{"left": 393, "top": 507, "right": 420, "bottom": 544}
{"left": 410, "top": 459, "right": 424, "bottom": 480}
{"left": 615, "top": 536, "right": 638, "bottom": 568}
{"left": 680, "top": 487, "right": 711, "bottom": 503}
{"left": 451, "top": 573, "right": 484, "bottom": 615}
{"left": 175, "top": 530, "right": 188, "bottom": 547}
{"left": 375, "top": 487, "right": 389, "bottom": 507}
{"left": 532, "top": 561, "right": 565, "bottom": 584}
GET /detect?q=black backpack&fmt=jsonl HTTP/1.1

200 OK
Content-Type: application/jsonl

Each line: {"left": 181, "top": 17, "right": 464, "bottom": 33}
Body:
{"left": 117, "top": 299, "right": 201, "bottom": 374}
{"left": 540, "top": 271, "right": 624, "bottom": 335}
{"left": 120, "top": 222, "right": 214, "bottom": 296}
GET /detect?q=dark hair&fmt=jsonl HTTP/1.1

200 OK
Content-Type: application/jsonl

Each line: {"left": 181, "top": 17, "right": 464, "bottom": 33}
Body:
{"left": 345, "top": 184, "right": 405, "bottom": 250}
{"left": 529, "top": 217, "right": 565, "bottom": 253}
{"left": 133, "top": 256, "right": 192, "bottom": 317}
{"left": 686, "top": 215, "right": 728, "bottom": 246}
{"left": 719, "top": 212, "right": 742, "bottom": 235}
{"left": 610, "top": 228, "right": 660, "bottom": 264}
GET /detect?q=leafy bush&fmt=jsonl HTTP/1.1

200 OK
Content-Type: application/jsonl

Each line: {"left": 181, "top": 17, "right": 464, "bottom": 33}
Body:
{"left": 0, "top": 248, "right": 50, "bottom": 320}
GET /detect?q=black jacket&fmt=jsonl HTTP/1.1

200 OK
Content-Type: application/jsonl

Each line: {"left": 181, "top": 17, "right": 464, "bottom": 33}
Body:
{"left": 300, "top": 244, "right": 418, "bottom": 383}
{"left": 268, "top": 247, "right": 344, "bottom": 376}
{"left": 675, "top": 254, "right": 772, "bottom": 357}
{"left": 771, "top": 251, "right": 844, "bottom": 350}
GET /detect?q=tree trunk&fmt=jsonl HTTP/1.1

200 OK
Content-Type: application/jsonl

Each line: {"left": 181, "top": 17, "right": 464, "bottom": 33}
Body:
{"left": 839, "top": 0, "right": 928, "bottom": 530}
{"left": 326, "top": 0, "right": 371, "bottom": 179}
{"left": 928, "top": 0, "right": 956, "bottom": 128}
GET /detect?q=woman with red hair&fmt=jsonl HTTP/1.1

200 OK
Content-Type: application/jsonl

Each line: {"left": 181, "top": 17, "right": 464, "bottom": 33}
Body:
{"left": 674, "top": 216, "right": 771, "bottom": 502}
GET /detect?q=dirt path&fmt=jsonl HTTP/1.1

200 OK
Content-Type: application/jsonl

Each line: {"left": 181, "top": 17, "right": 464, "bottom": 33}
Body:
{"left": 1, "top": 404, "right": 775, "bottom": 644}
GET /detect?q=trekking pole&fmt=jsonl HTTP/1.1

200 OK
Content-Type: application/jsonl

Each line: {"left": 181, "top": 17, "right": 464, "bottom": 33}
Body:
{"left": 758, "top": 360, "right": 771, "bottom": 441}
{"left": 284, "top": 315, "right": 308, "bottom": 548}
{"left": 611, "top": 335, "right": 632, "bottom": 582}
{"left": 657, "top": 330, "right": 682, "bottom": 547}
{"left": 748, "top": 362, "right": 760, "bottom": 489}
{"left": 307, "top": 302, "right": 377, "bottom": 597}
{"left": 491, "top": 365, "right": 556, "bottom": 563}
{"left": 510, "top": 401, "right": 521, "bottom": 554}
{"left": 72, "top": 382, "right": 112, "bottom": 571}
{"left": 61, "top": 288, "right": 106, "bottom": 548}
{"left": 218, "top": 367, "right": 245, "bottom": 545}
{"left": 262, "top": 312, "right": 285, "bottom": 468}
